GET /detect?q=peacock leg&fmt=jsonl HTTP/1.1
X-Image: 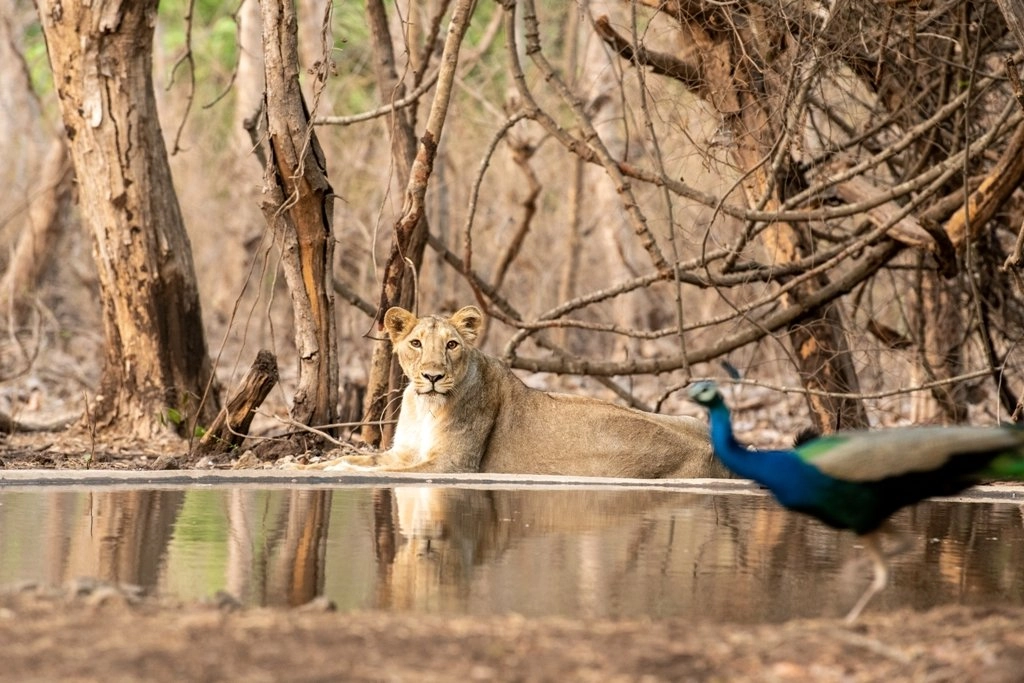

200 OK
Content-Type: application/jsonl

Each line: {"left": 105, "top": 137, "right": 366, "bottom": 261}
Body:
{"left": 844, "top": 531, "right": 888, "bottom": 624}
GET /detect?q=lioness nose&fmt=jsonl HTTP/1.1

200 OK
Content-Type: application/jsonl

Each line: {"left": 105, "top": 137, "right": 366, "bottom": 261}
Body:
{"left": 423, "top": 373, "right": 444, "bottom": 385}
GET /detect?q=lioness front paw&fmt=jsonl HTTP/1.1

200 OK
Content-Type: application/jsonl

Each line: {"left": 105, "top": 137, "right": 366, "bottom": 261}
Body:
{"left": 323, "top": 454, "right": 379, "bottom": 471}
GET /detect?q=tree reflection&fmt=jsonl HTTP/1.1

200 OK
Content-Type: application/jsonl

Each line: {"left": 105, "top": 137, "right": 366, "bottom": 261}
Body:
{"left": 2, "top": 487, "right": 1023, "bottom": 622}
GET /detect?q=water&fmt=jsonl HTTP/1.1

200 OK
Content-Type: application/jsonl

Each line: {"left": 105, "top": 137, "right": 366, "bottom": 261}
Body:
{"left": 1, "top": 483, "right": 1023, "bottom": 623}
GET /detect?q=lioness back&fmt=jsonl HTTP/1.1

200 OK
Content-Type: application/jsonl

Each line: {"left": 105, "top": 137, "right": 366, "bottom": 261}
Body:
{"left": 475, "top": 356, "right": 727, "bottom": 478}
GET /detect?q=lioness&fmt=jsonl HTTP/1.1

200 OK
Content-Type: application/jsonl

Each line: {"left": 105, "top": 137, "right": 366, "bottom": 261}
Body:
{"left": 310, "top": 305, "right": 728, "bottom": 478}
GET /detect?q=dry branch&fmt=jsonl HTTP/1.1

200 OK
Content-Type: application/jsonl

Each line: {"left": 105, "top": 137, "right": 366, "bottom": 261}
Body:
{"left": 491, "top": 139, "right": 540, "bottom": 289}
{"left": 945, "top": 121, "right": 1024, "bottom": 247}
{"left": 505, "top": 0, "right": 670, "bottom": 274}
{"left": 996, "top": 0, "right": 1024, "bottom": 55}
{"left": 379, "top": 0, "right": 475, "bottom": 313}
{"left": 196, "top": 349, "right": 279, "bottom": 455}
{"left": 593, "top": 15, "right": 703, "bottom": 93}
{"left": 509, "top": 241, "right": 901, "bottom": 376}
{"left": 832, "top": 177, "right": 936, "bottom": 251}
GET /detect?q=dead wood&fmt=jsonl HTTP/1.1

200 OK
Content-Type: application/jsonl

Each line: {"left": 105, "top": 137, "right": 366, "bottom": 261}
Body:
{"left": 0, "top": 411, "right": 77, "bottom": 434}
{"left": 945, "top": 121, "right": 1024, "bottom": 248}
{"left": 196, "top": 350, "right": 278, "bottom": 455}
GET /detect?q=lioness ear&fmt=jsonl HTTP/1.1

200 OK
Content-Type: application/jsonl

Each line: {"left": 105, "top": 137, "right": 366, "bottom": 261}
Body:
{"left": 383, "top": 307, "right": 417, "bottom": 344}
{"left": 449, "top": 305, "right": 483, "bottom": 345}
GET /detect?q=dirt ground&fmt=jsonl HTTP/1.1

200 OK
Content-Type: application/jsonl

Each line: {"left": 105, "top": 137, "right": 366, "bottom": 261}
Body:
{"left": 4, "top": 434, "right": 1024, "bottom": 682}
{"left": 3, "top": 582, "right": 1024, "bottom": 683}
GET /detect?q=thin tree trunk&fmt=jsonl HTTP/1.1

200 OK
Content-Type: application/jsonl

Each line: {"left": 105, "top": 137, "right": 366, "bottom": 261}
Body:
{"left": 360, "top": 0, "right": 421, "bottom": 448}
{"left": 0, "top": 135, "right": 73, "bottom": 324}
{"left": 917, "top": 267, "right": 968, "bottom": 423}
{"left": 0, "top": 6, "right": 47, "bottom": 216}
{"left": 361, "top": 0, "right": 473, "bottom": 448}
{"left": 37, "top": 0, "right": 220, "bottom": 438}
{"left": 258, "top": 0, "right": 338, "bottom": 431}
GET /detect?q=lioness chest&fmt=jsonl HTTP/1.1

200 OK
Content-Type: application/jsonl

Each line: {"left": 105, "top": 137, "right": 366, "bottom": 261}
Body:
{"left": 391, "top": 394, "right": 445, "bottom": 460}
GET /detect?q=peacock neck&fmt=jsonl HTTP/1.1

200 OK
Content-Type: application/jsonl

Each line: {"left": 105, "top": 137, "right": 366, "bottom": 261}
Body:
{"left": 705, "top": 400, "right": 796, "bottom": 485}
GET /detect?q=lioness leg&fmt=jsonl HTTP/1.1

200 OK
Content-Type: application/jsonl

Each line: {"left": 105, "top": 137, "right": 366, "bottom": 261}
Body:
{"left": 299, "top": 453, "right": 379, "bottom": 470}
{"left": 301, "top": 448, "right": 444, "bottom": 472}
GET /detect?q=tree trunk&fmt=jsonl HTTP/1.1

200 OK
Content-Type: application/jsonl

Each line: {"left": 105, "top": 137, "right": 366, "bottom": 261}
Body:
{"left": 259, "top": 0, "right": 338, "bottom": 431}
{"left": 359, "top": 0, "right": 422, "bottom": 448}
{"left": 37, "top": 0, "right": 220, "bottom": 438}
{"left": 916, "top": 267, "right": 968, "bottom": 423}
{"left": 0, "top": 5, "right": 48, "bottom": 219}
{"left": 674, "top": 8, "right": 869, "bottom": 431}
{"left": 360, "top": 0, "right": 474, "bottom": 448}
{"left": 0, "top": 135, "right": 73, "bottom": 324}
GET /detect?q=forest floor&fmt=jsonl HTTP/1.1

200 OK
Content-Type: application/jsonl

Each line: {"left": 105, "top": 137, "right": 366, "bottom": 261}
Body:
{"left": 4, "top": 432, "right": 1024, "bottom": 681}
{"left": 3, "top": 581, "right": 1024, "bottom": 682}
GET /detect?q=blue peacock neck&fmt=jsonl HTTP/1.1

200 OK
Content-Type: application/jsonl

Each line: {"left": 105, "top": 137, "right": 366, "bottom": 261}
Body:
{"left": 703, "top": 399, "right": 819, "bottom": 505}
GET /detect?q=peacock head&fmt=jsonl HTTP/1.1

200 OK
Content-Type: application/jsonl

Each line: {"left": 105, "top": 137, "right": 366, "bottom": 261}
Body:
{"left": 687, "top": 380, "right": 723, "bottom": 407}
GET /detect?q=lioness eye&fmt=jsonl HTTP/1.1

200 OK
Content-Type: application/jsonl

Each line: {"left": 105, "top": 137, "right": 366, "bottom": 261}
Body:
{"left": 409, "top": 339, "right": 421, "bottom": 348}
{"left": 446, "top": 340, "right": 459, "bottom": 350}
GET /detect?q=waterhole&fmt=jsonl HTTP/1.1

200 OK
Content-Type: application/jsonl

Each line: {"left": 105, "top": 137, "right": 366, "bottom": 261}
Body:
{"left": 1, "top": 482, "right": 1022, "bottom": 622}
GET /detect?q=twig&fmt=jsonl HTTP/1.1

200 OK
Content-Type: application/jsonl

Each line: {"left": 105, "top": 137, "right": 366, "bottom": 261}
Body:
{"left": 491, "top": 138, "right": 540, "bottom": 290}
{"left": 622, "top": 4, "right": 690, "bottom": 374}
{"left": 1001, "top": 217, "right": 1024, "bottom": 270}
{"left": 461, "top": 111, "right": 528, "bottom": 275}
{"left": 503, "top": 0, "right": 669, "bottom": 273}
{"left": 508, "top": 240, "right": 900, "bottom": 376}
{"left": 266, "top": 411, "right": 347, "bottom": 448}
{"left": 313, "top": 69, "right": 440, "bottom": 126}
{"left": 660, "top": 368, "right": 994, "bottom": 405}
{"left": 1007, "top": 55, "right": 1024, "bottom": 112}
{"left": 167, "top": 0, "right": 197, "bottom": 155}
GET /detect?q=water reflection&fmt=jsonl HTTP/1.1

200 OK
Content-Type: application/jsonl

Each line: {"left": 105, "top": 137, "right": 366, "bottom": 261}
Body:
{"left": 1, "top": 485, "right": 1022, "bottom": 622}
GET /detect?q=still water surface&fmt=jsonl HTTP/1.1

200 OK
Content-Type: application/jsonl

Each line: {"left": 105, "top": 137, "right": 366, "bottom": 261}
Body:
{"left": 1, "top": 485, "right": 1022, "bottom": 623}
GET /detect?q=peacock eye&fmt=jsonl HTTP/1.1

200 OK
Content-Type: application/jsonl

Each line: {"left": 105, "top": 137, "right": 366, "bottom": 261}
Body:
{"left": 409, "top": 339, "right": 422, "bottom": 348}
{"left": 446, "top": 340, "right": 459, "bottom": 350}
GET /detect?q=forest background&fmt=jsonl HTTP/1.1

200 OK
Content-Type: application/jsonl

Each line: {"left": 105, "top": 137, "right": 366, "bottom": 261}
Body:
{"left": 3, "top": 0, "right": 1024, "bottom": 462}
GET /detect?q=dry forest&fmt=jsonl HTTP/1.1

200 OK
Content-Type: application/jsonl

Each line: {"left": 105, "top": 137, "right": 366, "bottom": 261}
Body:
{"left": 2, "top": 0, "right": 1024, "bottom": 464}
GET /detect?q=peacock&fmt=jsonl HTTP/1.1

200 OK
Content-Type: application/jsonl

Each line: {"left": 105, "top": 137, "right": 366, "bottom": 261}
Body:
{"left": 686, "top": 380, "right": 1024, "bottom": 622}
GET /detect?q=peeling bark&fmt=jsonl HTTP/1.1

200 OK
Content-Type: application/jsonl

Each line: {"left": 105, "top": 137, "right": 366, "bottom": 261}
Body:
{"left": 258, "top": 0, "right": 338, "bottom": 431}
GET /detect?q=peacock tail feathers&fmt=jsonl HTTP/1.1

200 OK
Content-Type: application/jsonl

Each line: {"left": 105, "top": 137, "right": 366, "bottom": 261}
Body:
{"left": 798, "top": 426, "right": 1024, "bottom": 483}
{"left": 979, "top": 449, "right": 1024, "bottom": 480}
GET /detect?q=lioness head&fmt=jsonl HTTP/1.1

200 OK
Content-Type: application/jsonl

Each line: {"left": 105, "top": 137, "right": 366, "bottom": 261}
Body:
{"left": 384, "top": 305, "right": 483, "bottom": 397}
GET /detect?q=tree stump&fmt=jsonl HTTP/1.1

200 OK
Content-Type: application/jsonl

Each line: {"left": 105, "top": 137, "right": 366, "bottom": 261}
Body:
{"left": 196, "top": 350, "right": 278, "bottom": 455}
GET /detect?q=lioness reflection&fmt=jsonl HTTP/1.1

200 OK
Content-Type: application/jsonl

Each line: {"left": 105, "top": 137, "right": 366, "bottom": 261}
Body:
{"left": 374, "top": 486, "right": 705, "bottom": 614}
{"left": 309, "top": 306, "right": 727, "bottom": 478}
